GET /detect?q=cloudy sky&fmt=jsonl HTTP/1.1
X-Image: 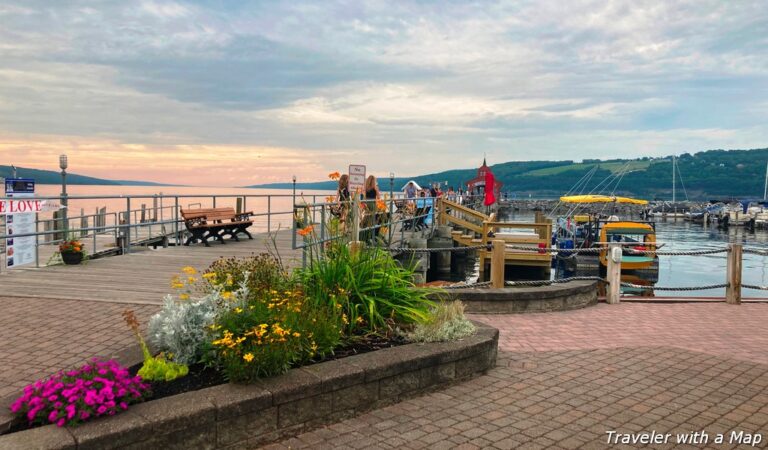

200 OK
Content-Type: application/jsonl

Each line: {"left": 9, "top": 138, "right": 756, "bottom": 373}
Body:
{"left": 0, "top": 1, "right": 766, "bottom": 185}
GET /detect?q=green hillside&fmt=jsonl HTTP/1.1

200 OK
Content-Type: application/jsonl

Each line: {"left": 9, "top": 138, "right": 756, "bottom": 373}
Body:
{"left": 253, "top": 148, "right": 768, "bottom": 200}
{"left": 0, "top": 166, "right": 176, "bottom": 186}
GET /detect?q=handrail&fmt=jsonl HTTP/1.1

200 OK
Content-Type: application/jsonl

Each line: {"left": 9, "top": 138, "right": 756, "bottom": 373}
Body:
{"left": 441, "top": 199, "right": 489, "bottom": 221}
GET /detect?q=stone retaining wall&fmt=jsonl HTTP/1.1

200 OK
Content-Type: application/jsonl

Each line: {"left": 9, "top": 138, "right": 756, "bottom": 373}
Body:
{"left": 0, "top": 324, "right": 498, "bottom": 450}
{"left": 452, "top": 281, "right": 598, "bottom": 313}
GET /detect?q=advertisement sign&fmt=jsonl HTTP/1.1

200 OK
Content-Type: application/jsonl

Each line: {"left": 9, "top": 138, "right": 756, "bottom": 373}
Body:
{"left": 4, "top": 178, "right": 36, "bottom": 269}
{"left": 348, "top": 164, "right": 366, "bottom": 192}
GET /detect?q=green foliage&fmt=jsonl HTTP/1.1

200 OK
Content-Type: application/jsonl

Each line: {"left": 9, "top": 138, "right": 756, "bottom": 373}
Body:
{"left": 204, "top": 284, "right": 342, "bottom": 383}
{"left": 298, "top": 243, "right": 435, "bottom": 335}
{"left": 138, "top": 353, "right": 189, "bottom": 382}
{"left": 204, "top": 253, "right": 288, "bottom": 294}
{"left": 406, "top": 301, "right": 476, "bottom": 343}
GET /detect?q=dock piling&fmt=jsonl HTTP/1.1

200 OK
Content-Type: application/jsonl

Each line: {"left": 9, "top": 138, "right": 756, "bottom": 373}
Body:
{"left": 491, "top": 239, "right": 505, "bottom": 288}
{"left": 606, "top": 243, "right": 622, "bottom": 304}
{"left": 726, "top": 244, "right": 742, "bottom": 305}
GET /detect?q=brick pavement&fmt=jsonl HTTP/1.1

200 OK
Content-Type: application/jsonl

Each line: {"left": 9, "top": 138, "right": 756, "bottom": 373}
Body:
{"left": 266, "top": 303, "right": 768, "bottom": 449}
{"left": 265, "top": 348, "right": 768, "bottom": 449}
{"left": 0, "top": 296, "right": 158, "bottom": 400}
{"left": 473, "top": 303, "right": 768, "bottom": 365}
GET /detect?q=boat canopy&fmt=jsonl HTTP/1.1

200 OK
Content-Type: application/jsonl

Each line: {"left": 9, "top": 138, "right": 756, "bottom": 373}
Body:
{"left": 559, "top": 195, "right": 648, "bottom": 205}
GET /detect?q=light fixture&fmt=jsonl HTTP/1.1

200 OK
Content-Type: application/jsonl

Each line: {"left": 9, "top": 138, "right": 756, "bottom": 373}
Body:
{"left": 59, "top": 154, "right": 68, "bottom": 170}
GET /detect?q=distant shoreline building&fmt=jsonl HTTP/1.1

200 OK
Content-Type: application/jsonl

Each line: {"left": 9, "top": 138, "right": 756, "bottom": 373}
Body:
{"left": 465, "top": 158, "right": 503, "bottom": 200}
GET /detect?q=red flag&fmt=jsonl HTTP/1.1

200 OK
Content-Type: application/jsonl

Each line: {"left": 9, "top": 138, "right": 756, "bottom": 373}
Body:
{"left": 484, "top": 170, "right": 496, "bottom": 206}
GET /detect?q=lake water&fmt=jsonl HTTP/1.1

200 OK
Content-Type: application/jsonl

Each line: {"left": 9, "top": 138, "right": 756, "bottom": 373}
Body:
{"left": 5, "top": 186, "right": 768, "bottom": 297}
{"left": 495, "top": 211, "right": 768, "bottom": 298}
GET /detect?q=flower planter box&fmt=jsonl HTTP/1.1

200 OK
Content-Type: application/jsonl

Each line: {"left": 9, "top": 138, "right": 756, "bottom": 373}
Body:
{"left": 0, "top": 323, "right": 498, "bottom": 449}
{"left": 61, "top": 252, "right": 84, "bottom": 265}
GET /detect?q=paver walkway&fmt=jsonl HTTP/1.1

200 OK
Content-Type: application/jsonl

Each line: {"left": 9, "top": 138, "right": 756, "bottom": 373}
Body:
{"left": 265, "top": 304, "right": 768, "bottom": 449}
{"left": 266, "top": 348, "right": 768, "bottom": 449}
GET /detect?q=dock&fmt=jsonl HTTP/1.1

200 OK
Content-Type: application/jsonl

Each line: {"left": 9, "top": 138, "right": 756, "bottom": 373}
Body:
{"left": 0, "top": 230, "right": 301, "bottom": 305}
{"left": 438, "top": 199, "right": 552, "bottom": 276}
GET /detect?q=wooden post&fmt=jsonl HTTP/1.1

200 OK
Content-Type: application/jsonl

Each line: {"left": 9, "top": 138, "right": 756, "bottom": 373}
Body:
{"left": 726, "top": 243, "right": 742, "bottom": 304}
{"left": 351, "top": 200, "right": 360, "bottom": 242}
{"left": 606, "top": 243, "right": 621, "bottom": 304}
{"left": 236, "top": 197, "right": 243, "bottom": 215}
{"left": 491, "top": 239, "right": 505, "bottom": 288}
{"left": 348, "top": 240, "right": 363, "bottom": 256}
{"left": 438, "top": 198, "right": 446, "bottom": 225}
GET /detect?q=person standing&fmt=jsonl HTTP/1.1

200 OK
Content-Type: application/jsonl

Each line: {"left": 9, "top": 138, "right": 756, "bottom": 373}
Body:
{"left": 405, "top": 181, "right": 417, "bottom": 200}
{"left": 337, "top": 174, "right": 351, "bottom": 223}
{"left": 363, "top": 175, "right": 380, "bottom": 242}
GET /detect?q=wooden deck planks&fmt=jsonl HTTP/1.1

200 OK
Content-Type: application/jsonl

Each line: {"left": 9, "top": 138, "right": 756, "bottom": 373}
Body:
{"left": 0, "top": 230, "right": 303, "bottom": 305}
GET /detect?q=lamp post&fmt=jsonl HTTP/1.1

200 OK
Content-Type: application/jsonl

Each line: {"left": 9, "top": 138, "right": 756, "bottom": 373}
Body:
{"left": 389, "top": 172, "right": 394, "bottom": 244}
{"left": 59, "top": 154, "right": 68, "bottom": 238}
{"left": 291, "top": 175, "right": 297, "bottom": 249}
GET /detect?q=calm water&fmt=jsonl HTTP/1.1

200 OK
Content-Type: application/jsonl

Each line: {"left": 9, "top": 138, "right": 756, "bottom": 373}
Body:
{"left": 494, "top": 211, "right": 768, "bottom": 298}
{"left": 7, "top": 186, "right": 768, "bottom": 297}
{"left": 29, "top": 184, "right": 334, "bottom": 232}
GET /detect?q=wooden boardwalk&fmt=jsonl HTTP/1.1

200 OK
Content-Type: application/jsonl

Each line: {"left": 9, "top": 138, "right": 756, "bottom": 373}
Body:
{"left": 0, "top": 230, "right": 302, "bottom": 305}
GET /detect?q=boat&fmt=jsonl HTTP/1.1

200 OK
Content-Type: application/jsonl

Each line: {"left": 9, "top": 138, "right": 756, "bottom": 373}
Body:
{"left": 554, "top": 195, "right": 659, "bottom": 273}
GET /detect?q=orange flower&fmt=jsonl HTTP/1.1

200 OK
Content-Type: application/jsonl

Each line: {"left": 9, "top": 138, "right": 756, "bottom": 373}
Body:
{"left": 297, "top": 225, "right": 314, "bottom": 236}
{"left": 376, "top": 199, "right": 387, "bottom": 211}
{"left": 325, "top": 196, "right": 336, "bottom": 203}
{"left": 328, "top": 171, "right": 341, "bottom": 180}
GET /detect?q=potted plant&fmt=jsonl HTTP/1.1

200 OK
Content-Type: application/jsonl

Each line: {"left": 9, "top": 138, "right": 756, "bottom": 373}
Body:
{"left": 59, "top": 238, "right": 86, "bottom": 265}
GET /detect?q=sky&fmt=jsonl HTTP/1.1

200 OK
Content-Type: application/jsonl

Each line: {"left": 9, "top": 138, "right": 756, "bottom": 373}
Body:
{"left": 0, "top": 0, "right": 767, "bottom": 186}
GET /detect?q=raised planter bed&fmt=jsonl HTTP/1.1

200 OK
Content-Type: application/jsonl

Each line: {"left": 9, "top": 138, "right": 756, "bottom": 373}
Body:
{"left": 449, "top": 280, "right": 598, "bottom": 313}
{"left": 0, "top": 323, "right": 498, "bottom": 450}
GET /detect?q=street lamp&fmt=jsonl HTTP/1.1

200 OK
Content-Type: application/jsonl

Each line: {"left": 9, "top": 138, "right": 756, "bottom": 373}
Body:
{"left": 291, "top": 175, "right": 297, "bottom": 249}
{"left": 389, "top": 172, "right": 395, "bottom": 244}
{"left": 59, "top": 154, "right": 68, "bottom": 237}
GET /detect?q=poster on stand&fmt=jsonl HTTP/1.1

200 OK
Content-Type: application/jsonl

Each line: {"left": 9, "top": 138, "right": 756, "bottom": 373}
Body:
{"left": 4, "top": 178, "right": 36, "bottom": 269}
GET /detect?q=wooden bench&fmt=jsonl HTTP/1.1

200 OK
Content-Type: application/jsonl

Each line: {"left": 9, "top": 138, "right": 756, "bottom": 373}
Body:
{"left": 180, "top": 207, "right": 254, "bottom": 247}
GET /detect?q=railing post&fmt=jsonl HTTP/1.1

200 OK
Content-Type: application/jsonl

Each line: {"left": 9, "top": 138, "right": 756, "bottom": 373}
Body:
{"left": 320, "top": 204, "right": 326, "bottom": 256}
{"left": 302, "top": 207, "right": 308, "bottom": 269}
{"left": 726, "top": 243, "right": 742, "bottom": 305}
{"left": 174, "top": 197, "right": 180, "bottom": 245}
{"left": 267, "top": 196, "right": 271, "bottom": 233}
{"left": 606, "top": 243, "right": 621, "bottom": 304}
{"left": 125, "top": 197, "right": 131, "bottom": 254}
{"left": 351, "top": 200, "right": 360, "bottom": 242}
{"left": 438, "top": 197, "right": 446, "bottom": 225}
{"left": 491, "top": 239, "right": 505, "bottom": 288}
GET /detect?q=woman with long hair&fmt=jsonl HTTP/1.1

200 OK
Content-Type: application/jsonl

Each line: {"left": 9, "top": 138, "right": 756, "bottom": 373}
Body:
{"left": 337, "top": 173, "right": 351, "bottom": 224}
{"left": 362, "top": 175, "right": 380, "bottom": 242}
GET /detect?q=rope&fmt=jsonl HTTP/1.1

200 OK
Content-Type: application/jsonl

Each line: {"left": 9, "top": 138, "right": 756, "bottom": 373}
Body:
{"left": 743, "top": 284, "right": 768, "bottom": 291}
{"left": 744, "top": 248, "right": 768, "bottom": 256}
{"left": 504, "top": 244, "right": 729, "bottom": 257}
{"left": 505, "top": 276, "right": 606, "bottom": 287}
{"left": 620, "top": 282, "right": 728, "bottom": 291}
{"left": 442, "top": 281, "right": 492, "bottom": 290}
{"left": 391, "top": 244, "right": 488, "bottom": 253}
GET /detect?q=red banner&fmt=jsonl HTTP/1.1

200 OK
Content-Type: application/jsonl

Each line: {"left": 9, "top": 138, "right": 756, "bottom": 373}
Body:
{"left": 484, "top": 171, "right": 496, "bottom": 206}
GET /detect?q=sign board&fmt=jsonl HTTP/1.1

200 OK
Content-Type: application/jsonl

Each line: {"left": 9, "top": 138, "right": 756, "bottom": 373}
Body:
{"left": 4, "top": 178, "right": 36, "bottom": 269}
{"left": 348, "top": 164, "right": 366, "bottom": 192}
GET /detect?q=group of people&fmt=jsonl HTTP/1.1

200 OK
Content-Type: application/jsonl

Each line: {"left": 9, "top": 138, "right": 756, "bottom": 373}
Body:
{"left": 334, "top": 173, "right": 383, "bottom": 242}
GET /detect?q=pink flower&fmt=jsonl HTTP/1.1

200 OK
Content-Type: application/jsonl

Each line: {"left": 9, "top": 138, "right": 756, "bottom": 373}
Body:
{"left": 56, "top": 419, "right": 65, "bottom": 427}
{"left": 119, "top": 402, "right": 128, "bottom": 410}
{"left": 96, "top": 406, "right": 107, "bottom": 415}
{"left": 47, "top": 395, "right": 58, "bottom": 402}
{"left": 48, "top": 410, "right": 58, "bottom": 423}
{"left": 80, "top": 411, "right": 90, "bottom": 420}
{"left": 65, "top": 404, "right": 76, "bottom": 420}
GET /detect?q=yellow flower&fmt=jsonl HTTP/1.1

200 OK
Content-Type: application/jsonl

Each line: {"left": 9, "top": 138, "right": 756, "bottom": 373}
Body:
{"left": 221, "top": 291, "right": 233, "bottom": 300}
{"left": 342, "top": 313, "right": 349, "bottom": 325}
{"left": 292, "top": 332, "right": 301, "bottom": 338}
{"left": 179, "top": 293, "right": 190, "bottom": 301}
{"left": 355, "top": 316, "right": 364, "bottom": 324}
{"left": 171, "top": 283, "right": 185, "bottom": 289}
{"left": 243, "top": 353, "right": 254, "bottom": 362}
{"left": 234, "top": 307, "right": 243, "bottom": 314}
{"left": 202, "top": 272, "right": 216, "bottom": 280}
{"left": 311, "top": 342, "right": 318, "bottom": 352}
{"left": 182, "top": 266, "right": 197, "bottom": 275}
{"left": 225, "top": 274, "right": 234, "bottom": 286}
{"left": 187, "top": 276, "right": 197, "bottom": 284}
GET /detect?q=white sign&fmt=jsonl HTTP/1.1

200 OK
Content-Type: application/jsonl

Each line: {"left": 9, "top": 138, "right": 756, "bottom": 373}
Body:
{"left": 4, "top": 198, "right": 43, "bottom": 269}
{"left": 348, "top": 164, "right": 366, "bottom": 192}
{"left": 0, "top": 199, "right": 61, "bottom": 215}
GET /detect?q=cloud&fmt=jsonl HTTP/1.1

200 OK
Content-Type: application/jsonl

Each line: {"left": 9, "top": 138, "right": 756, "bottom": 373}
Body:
{"left": 0, "top": 0, "right": 766, "bottom": 184}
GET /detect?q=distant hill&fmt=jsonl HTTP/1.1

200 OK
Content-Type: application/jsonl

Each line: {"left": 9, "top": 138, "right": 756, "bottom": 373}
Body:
{"left": 248, "top": 148, "right": 768, "bottom": 200}
{"left": 0, "top": 165, "right": 176, "bottom": 186}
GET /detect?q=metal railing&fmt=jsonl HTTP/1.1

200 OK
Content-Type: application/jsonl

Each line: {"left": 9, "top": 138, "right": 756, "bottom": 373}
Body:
{"left": 0, "top": 192, "right": 327, "bottom": 271}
